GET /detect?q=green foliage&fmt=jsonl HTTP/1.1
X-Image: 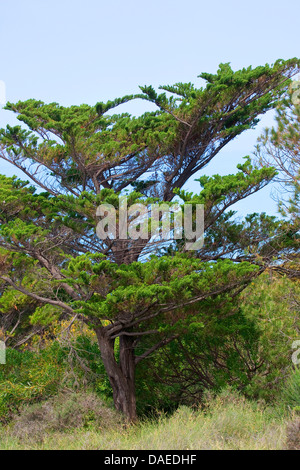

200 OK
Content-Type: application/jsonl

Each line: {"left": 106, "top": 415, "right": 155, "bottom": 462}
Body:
{"left": 1, "top": 59, "right": 299, "bottom": 200}
{"left": 60, "top": 253, "right": 259, "bottom": 336}
{"left": 0, "top": 345, "right": 65, "bottom": 423}
{"left": 135, "top": 307, "right": 260, "bottom": 411}
{"left": 29, "top": 305, "right": 62, "bottom": 326}
{"left": 282, "top": 368, "right": 300, "bottom": 409}
{"left": 71, "top": 334, "right": 113, "bottom": 399}
{"left": 135, "top": 273, "right": 300, "bottom": 409}
{"left": 175, "top": 157, "right": 276, "bottom": 206}
{"left": 255, "top": 89, "right": 300, "bottom": 241}
{"left": 0, "top": 332, "right": 113, "bottom": 423}
{"left": 238, "top": 275, "right": 300, "bottom": 400}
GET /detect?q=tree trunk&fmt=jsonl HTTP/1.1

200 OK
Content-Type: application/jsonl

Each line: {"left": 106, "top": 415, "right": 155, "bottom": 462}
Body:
{"left": 96, "top": 328, "right": 137, "bottom": 423}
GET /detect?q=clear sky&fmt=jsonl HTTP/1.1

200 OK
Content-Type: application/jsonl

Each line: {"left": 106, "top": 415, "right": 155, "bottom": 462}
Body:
{"left": 0, "top": 0, "right": 299, "bottom": 217}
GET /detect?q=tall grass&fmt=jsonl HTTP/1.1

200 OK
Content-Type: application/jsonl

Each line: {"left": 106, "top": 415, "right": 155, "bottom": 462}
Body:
{"left": 0, "top": 389, "right": 295, "bottom": 450}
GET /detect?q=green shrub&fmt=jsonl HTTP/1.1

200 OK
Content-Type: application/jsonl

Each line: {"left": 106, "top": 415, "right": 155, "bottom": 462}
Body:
{"left": 0, "top": 334, "right": 114, "bottom": 424}
{"left": 0, "top": 344, "right": 65, "bottom": 423}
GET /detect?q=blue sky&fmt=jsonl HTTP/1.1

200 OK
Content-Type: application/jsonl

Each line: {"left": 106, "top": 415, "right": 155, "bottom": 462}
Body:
{"left": 0, "top": 0, "right": 299, "bottom": 217}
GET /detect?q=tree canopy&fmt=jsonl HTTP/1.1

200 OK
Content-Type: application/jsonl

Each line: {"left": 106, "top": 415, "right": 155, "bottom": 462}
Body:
{"left": 0, "top": 59, "right": 299, "bottom": 420}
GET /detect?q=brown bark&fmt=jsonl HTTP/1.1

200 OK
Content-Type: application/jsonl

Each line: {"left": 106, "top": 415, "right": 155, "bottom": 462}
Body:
{"left": 96, "top": 328, "right": 137, "bottom": 422}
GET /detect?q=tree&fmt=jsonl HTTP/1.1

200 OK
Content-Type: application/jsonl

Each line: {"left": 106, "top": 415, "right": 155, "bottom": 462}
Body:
{"left": 0, "top": 59, "right": 299, "bottom": 421}
{"left": 255, "top": 86, "right": 300, "bottom": 277}
{"left": 256, "top": 84, "right": 300, "bottom": 213}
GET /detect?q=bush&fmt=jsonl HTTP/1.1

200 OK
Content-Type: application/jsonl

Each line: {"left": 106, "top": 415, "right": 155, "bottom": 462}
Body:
{"left": 0, "top": 327, "right": 115, "bottom": 424}
{"left": 11, "top": 391, "right": 123, "bottom": 443}
{"left": 0, "top": 344, "right": 65, "bottom": 423}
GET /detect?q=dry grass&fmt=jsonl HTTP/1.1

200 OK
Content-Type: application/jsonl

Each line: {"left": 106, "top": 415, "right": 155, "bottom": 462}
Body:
{"left": 4, "top": 391, "right": 123, "bottom": 446}
{"left": 286, "top": 418, "right": 300, "bottom": 450}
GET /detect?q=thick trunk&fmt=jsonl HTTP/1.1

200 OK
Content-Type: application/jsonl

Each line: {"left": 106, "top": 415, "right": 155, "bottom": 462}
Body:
{"left": 96, "top": 328, "right": 137, "bottom": 422}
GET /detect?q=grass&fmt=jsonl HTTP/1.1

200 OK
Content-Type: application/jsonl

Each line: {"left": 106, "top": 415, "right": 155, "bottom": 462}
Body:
{"left": 0, "top": 389, "right": 296, "bottom": 450}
